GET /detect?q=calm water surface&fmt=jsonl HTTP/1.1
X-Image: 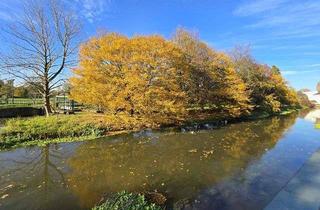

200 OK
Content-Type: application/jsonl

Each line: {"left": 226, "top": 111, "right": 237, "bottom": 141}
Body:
{"left": 0, "top": 110, "right": 320, "bottom": 210}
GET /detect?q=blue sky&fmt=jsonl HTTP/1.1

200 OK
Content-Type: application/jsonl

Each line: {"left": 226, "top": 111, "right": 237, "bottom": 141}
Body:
{"left": 0, "top": 0, "right": 320, "bottom": 90}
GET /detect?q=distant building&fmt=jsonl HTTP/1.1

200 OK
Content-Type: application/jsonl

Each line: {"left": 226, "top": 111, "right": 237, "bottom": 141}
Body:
{"left": 302, "top": 91, "right": 320, "bottom": 104}
{"left": 304, "top": 109, "right": 320, "bottom": 123}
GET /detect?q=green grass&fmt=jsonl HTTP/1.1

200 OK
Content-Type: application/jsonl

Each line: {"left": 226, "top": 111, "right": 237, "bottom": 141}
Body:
{"left": 92, "top": 191, "right": 163, "bottom": 210}
{"left": 316, "top": 124, "right": 320, "bottom": 129}
{"left": 0, "top": 104, "right": 42, "bottom": 108}
{"left": 0, "top": 98, "right": 43, "bottom": 108}
{"left": 0, "top": 97, "right": 83, "bottom": 110}
{"left": 0, "top": 115, "right": 108, "bottom": 150}
{"left": 1, "top": 135, "right": 103, "bottom": 150}
{"left": 279, "top": 109, "right": 298, "bottom": 116}
{"left": 0, "top": 113, "right": 156, "bottom": 150}
{"left": 241, "top": 108, "right": 298, "bottom": 121}
{"left": 0, "top": 98, "right": 42, "bottom": 104}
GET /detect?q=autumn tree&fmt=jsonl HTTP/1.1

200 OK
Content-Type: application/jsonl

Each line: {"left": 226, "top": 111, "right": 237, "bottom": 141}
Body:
{"left": 0, "top": 0, "right": 80, "bottom": 116}
{"left": 172, "top": 28, "right": 250, "bottom": 117}
{"left": 71, "top": 29, "right": 298, "bottom": 122}
{"left": 70, "top": 33, "right": 187, "bottom": 123}
{"left": 271, "top": 65, "right": 281, "bottom": 74}
{"left": 230, "top": 46, "right": 299, "bottom": 113}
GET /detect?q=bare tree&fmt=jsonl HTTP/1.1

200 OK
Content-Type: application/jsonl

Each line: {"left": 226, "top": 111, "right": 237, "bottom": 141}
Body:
{"left": 0, "top": 0, "right": 80, "bottom": 116}
{"left": 229, "top": 45, "right": 253, "bottom": 65}
{"left": 229, "top": 45, "right": 257, "bottom": 82}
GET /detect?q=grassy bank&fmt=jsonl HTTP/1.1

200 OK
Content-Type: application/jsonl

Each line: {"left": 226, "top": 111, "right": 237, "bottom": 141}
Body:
{"left": 0, "top": 109, "right": 299, "bottom": 150}
{"left": 0, "top": 113, "right": 159, "bottom": 150}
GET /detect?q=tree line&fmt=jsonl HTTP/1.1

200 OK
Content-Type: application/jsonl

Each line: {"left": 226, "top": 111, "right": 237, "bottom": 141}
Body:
{"left": 0, "top": 0, "right": 304, "bottom": 121}
{"left": 0, "top": 79, "right": 68, "bottom": 100}
{"left": 70, "top": 28, "right": 300, "bottom": 123}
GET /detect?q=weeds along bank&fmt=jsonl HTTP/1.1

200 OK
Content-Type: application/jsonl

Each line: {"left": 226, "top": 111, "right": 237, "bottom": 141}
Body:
{"left": 0, "top": 28, "right": 301, "bottom": 150}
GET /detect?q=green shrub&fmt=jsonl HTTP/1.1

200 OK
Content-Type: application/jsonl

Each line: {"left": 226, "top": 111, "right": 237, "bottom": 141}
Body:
{"left": 92, "top": 191, "right": 163, "bottom": 210}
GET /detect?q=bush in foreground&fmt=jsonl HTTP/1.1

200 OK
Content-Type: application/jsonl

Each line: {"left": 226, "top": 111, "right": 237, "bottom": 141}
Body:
{"left": 92, "top": 191, "right": 163, "bottom": 210}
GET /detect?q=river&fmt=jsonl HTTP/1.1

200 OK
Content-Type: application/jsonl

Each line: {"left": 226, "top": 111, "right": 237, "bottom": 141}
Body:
{"left": 0, "top": 110, "right": 319, "bottom": 210}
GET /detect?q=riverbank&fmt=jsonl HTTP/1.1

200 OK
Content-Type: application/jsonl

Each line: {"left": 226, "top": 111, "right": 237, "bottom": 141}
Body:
{"left": 0, "top": 113, "right": 152, "bottom": 150}
{"left": 0, "top": 108, "right": 300, "bottom": 150}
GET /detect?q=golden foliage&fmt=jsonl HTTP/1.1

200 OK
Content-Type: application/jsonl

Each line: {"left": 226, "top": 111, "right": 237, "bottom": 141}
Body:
{"left": 173, "top": 28, "right": 251, "bottom": 117}
{"left": 70, "top": 29, "right": 300, "bottom": 124}
{"left": 231, "top": 47, "right": 300, "bottom": 112}
{"left": 70, "top": 33, "right": 187, "bottom": 123}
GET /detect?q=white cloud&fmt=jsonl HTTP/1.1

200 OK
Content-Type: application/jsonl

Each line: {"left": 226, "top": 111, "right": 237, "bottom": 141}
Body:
{"left": 234, "top": 0, "right": 320, "bottom": 38}
{"left": 234, "top": 0, "right": 288, "bottom": 16}
{"left": 308, "top": 64, "right": 320, "bottom": 67}
{"left": 69, "top": 0, "right": 113, "bottom": 23}
{"left": 248, "top": 2, "right": 320, "bottom": 28}
{"left": 0, "top": 0, "right": 113, "bottom": 23}
{"left": 282, "top": 69, "right": 320, "bottom": 76}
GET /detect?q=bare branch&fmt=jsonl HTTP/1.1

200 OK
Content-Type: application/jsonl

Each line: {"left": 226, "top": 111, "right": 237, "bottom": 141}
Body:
{"left": 0, "top": 0, "right": 81, "bottom": 116}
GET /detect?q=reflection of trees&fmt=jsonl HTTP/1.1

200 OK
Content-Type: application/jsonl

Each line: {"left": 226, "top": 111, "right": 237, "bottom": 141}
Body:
{"left": 66, "top": 114, "right": 297, "bottom": 209}
{"left": 0, "top": 145, "right": 73, "bottom": 210}
{"left": 299, "top": 108, "right": 313, "bottom": 119}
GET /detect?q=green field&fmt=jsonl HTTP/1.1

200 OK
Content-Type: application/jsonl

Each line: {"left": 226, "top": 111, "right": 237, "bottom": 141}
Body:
{"left": 0, "top": 97, "right": 81, "bottom": 110}
{"left": 0, "top": 98, "right": 43, "bottom": 108}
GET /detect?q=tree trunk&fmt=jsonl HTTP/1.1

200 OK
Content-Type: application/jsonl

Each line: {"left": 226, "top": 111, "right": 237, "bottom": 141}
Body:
{"left": 44, "top": 95, "right": 51, "bottom": 116}
{"left": 43, "top": 83, "right": 51, "bottom": 117}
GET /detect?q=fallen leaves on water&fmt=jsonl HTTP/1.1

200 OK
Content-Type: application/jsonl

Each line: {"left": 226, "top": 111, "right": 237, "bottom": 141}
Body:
{"left": 188, "top": 149, "right": 197, "bottom": 153}
{"left": 201, "top": 150, "right": 214, "bottom": 158}
{"left": 0, "top": 184, "right": 14, "bottom": 192}
{"left": 1, "top": 194, "right": 9, "bottom": 199}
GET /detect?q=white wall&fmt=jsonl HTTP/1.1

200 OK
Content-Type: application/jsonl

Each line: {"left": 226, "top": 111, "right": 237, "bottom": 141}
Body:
{"left": 303, "top": 91, "right": 320, "bottom": 104}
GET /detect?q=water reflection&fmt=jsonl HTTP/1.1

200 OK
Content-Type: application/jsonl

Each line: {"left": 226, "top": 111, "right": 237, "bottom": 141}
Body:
{"left": 66, "top": 114, "right": 297, "bottom": 209}
{"left": 1, "top": 111, "right": 320, "bottom": 210}
{"left": 303, "top": 109, "right": 320, "bottom": 123}
{"left": 0, "top": 145, "right": 79, "bottom": 210}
